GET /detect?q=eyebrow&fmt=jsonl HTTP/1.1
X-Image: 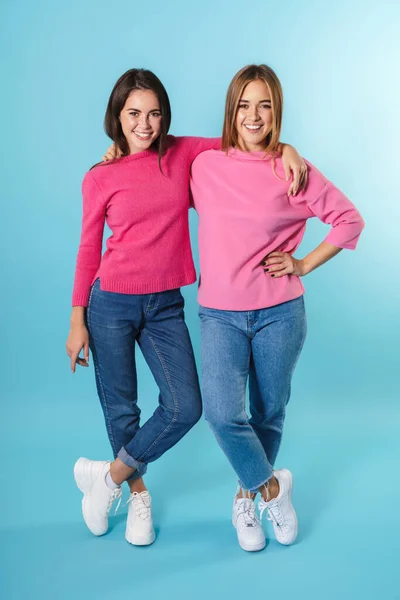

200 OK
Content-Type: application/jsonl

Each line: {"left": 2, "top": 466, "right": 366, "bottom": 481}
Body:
{"left": 239, "top": 99, "right": 271, "bottom": 103}
{"left": 126, "top": 107, "right": 161, "bottom": 112}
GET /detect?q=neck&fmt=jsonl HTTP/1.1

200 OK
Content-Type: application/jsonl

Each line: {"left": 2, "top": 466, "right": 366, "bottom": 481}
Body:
{"left": 236, "top": 139, "right": 268, "bottom": 153}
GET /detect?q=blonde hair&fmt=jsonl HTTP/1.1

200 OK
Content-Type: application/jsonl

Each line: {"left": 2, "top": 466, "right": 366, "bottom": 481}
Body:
{"left": 222, "top": 64, "right": 283, "bottom": 155}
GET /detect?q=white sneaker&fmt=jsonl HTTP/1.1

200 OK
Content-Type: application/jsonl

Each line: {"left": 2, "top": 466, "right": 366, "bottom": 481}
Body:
{"left": 232, "top": 496, "right": 266, "bottom": 552}
{"left": 125, "top": 491, "right": 155, "bottom": 546}
{"left": 258, "top": 468, "right": 298, "bottom": 545}
{"left": 73, "top": 457, "right": 122, "bottom": 536}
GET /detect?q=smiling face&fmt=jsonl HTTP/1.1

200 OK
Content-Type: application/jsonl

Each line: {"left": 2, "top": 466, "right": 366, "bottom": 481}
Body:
{"left": 235, "top": 79, "right": 273, "bottom": 152}
{"left": 119, "top": 89, "right": 163, "bottom": 154}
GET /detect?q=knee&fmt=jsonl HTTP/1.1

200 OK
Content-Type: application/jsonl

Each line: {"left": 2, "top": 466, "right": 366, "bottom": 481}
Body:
{"left": 204, "top": 407, "right": 245, "bottom": 435}
{"left": 177, "top": 399, "right": 203, "bottom": 429}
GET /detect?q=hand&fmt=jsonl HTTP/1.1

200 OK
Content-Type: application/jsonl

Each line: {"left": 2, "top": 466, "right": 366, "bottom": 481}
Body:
{"left": 280, "top": 144, "right": 308, "bottom": 196}
{"left": 262, "top": 252, "right": 306, "bottom": 278}
{"left": 102, "top": 143, "right": 122, "bottom": 161}
{"left": 66, "top": 324, "right": 90, "bottom": 373}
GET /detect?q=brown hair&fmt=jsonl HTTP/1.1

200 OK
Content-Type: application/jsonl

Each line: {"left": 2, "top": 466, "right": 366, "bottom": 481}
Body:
{"left": 93, "top": 68, "right": 171, "bottom": 171}
{"left": 222, "top": 64, "right": 283, "bottom": 154}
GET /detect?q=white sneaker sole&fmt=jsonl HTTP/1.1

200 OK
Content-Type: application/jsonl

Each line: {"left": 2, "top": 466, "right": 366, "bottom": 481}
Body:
{"left": 276, "top": 468, "right": 298, "bottom": 546}
{"left": 125, "top": 530, "right": 156, "bottom": 546}
{"left": 74, "top": 457, "right": 108, "bottom": 537}
{"left": 74, "top": 457, "right": 101, "bottom": 494}
{"left": 238, "top": 537, "right": 266, "bottom": 552}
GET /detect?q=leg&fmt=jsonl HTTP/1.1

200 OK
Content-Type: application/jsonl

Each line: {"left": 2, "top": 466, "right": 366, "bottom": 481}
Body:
{"left": 117, "top": 289, "right": 202, "bottom": 470}
{"left": 86, "top": 280, "right": 146, "bottom": 480}
{"left": 249, "top": 296, "right": 307, "bottom": 467}
{"left": 199, "top": 306, "right": 272, "bottom": 492}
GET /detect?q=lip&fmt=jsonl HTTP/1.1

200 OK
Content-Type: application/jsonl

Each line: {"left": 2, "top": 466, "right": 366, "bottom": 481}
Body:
{"left": 243, "top": 124, "right": 263, "bottom": 134}
{"left": 133, "top": 131, "right": 153, "bottom": 140}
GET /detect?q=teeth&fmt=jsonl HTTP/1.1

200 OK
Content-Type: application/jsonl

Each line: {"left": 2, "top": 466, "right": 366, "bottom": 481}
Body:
{"left": 245, "top": 125, "right": 262, "bottom": 130}
{"left": 135, "top": 132, "right": 152, "bottom": 138}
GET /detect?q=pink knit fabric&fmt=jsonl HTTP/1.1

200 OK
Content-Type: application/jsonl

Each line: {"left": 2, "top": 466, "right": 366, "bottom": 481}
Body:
{"left": 190, "top": 148, "right": 365, "bottom": 311}
{"left": 72, "top": 136, "right": 219, "bottom": 306}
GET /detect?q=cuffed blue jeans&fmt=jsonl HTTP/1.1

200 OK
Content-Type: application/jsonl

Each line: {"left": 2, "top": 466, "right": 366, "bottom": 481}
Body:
{"left": 86, "top": 279, "right": 202, "bottom": 480}
{"left": 199, "top": 296, "right": 307, "bottom": 492}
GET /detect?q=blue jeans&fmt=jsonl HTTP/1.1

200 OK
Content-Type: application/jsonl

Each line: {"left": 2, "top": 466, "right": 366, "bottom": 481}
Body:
{"left": 86, "top": 279, "right": 202, "bottom": 480}
{"left": 199, "top": 296, "right": 307, "bottom": 492}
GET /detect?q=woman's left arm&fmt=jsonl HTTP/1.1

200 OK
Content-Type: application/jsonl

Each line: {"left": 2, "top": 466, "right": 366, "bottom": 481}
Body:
{"left": 263, "top": 174, "right": 365, "bottom": 278}
{"left": 279, "top": 143, "right": 308, "bottom": 196}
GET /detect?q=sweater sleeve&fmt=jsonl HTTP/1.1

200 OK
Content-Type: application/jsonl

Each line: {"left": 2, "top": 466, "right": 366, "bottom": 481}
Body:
{"left": 181, "top": 136, "right": 221, "bottom": 163}
{"left": 71, "top": 172, "right": 107, "bottom": 306}
{"left": 302, "top": 166, "right": 365, "bottom": 250}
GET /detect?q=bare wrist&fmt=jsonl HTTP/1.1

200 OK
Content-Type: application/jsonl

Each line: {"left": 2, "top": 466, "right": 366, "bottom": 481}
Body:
{"left": 70, "top": 306, "right": 86, "bottom": 326}
{"left": 300, "top": 259, "right": 312, "bottom": 276}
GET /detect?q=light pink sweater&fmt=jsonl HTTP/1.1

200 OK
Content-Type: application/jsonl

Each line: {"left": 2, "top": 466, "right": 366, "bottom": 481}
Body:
{"left": 190, "top": 148, "right": 364, "bottom": 311}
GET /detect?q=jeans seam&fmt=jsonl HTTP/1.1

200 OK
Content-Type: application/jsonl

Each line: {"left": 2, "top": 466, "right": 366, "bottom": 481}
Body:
{"left": 86, "top": 278, "right": 98, "bottom": 324}
{"left": 136, "top": 329, "right": 179, "bottom": 461}
{"left": 146, "top": 293, "right": 160, "bottom": 314}
{"left": 87, "top": 302, "right": 118, "bottom": 456}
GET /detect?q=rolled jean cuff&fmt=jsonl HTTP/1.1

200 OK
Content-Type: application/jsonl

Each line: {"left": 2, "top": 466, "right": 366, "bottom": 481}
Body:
{"left": 118, "top": 447, "right": 147, "bottom": 475}
{"left": 238, "top": 471, "right": 273, "bottom": 494}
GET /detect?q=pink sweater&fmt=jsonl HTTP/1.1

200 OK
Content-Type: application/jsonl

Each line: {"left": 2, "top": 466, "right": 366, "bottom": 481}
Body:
{"left": 190, "top": 148, "right": 365, "bottom": 311}
{"left": 72, "top": 136, "right": 219, "bottom": 306}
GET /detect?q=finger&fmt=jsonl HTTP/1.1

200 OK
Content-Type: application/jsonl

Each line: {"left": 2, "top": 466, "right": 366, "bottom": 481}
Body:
{"left": 287, "top": 182, "right": 295, "bottom": 196}
{"left": 70, "top": 353, "right": 78, "bottom": 374}
{"left": 295, "top": 171, "right": 307, "bottom": 193}
{"left": 299, "top": 167, "right": 308, "bottom": 190}
{"left": 265, "top": 262, "right": 288, "bottom": 273}
{"left": 76, "top": 357, "right": 89, "bottom": 367}
{"left": 283, "top": 162, "right": 291, "bottom": 182}
{"left": 269, "top": 267, "right": 290, "bottom": 278}
{"left": 265, "top": 252, "right": 285, "bottom": 258}
{"left": 84, "top": 342, "right": 90, "bottom": 363}
{"left": 263, "top": 258, "right": 284, "bottom": 269}
{"left": 291, "top": 167, "right": 301, "bottom": 195}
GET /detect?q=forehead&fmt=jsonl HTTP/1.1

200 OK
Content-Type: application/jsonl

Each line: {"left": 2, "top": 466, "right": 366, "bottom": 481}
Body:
{"left": 123, "top": 89, "right": 160, "bottom": 109}
{"left": 241, "top": 79, "right": 270, "bottom": 99}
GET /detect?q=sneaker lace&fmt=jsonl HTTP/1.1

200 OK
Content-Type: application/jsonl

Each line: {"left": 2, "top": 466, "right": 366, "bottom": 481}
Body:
{"left": 127, "top": 492, "right": 151, "bottom": 521}
{"left": 107, "top": 488, "right": 122, "bottom": 516}
{"left": 259, "top": 499, "right": 286, "bottom": 531}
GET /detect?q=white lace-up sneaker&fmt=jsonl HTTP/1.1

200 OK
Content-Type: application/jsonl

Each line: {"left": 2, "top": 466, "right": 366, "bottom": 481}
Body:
{"left": 73, "top": 458, "right": 122, "bottom": 536}
{"left": 258, "top": 469, "right": 298, "bottom": 545}
{"left": 125, "top": 491, "right": 155, "bottom": 546}
{"left": 232, "top": 496, "right": 266, "bottom": 552}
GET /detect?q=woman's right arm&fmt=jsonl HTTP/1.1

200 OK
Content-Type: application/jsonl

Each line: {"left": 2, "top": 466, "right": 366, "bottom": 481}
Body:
{"left": 66, "top": 172, "right": 106, "bottom": 373}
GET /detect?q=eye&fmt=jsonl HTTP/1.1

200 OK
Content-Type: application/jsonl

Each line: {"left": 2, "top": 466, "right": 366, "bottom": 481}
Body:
{"left": 151, "top": 112, "right": 161, "bottom": 118}
{"left": 239, "top": 104, "right": 249, "bottom": 110}
{"left": 261, "top": 104, "right": 271, "bottom": 110}
{"left": 128, "top": 111, "right": 139, "bottom": 117}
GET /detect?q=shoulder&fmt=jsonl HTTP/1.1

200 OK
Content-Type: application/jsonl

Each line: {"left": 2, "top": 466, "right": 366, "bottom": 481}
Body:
{"left": 274, "top": 156, "right": 331, "bottom": 198}
{"left": 192, "top": 149, "right": 225, "bottom": 169}
{"left": 166, "top": 135, "right": 220, "bottom": 157}
{"left": 300, "top": 159, "right": 332, "bottom": 198}
{"left": 81, "top": 163, "right": 114, "bottom": 198}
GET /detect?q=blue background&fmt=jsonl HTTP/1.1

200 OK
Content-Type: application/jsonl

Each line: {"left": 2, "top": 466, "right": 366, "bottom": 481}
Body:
{"left": 1, "top": 0, "right": 399, "bottom": 598}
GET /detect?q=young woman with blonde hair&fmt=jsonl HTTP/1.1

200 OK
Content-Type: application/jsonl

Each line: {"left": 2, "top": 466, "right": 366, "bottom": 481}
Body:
{"left": 190, "top": 64, "right": 364, "bottom": 552}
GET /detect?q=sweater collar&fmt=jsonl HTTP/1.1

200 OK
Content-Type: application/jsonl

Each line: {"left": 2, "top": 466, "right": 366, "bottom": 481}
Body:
{"left": 226, "top": 147, "right": 277, "bottom": 161}
{"left": 116, "top": 148, "right": 159, "bottom": 163}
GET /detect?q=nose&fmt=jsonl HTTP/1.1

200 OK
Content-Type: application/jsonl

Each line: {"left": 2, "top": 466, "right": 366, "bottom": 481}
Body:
{"left": 139, "top": 113, "right": 150, "bottom": 129}
{"left": 249, "top": 107, "right": 261, "bottom": 121}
